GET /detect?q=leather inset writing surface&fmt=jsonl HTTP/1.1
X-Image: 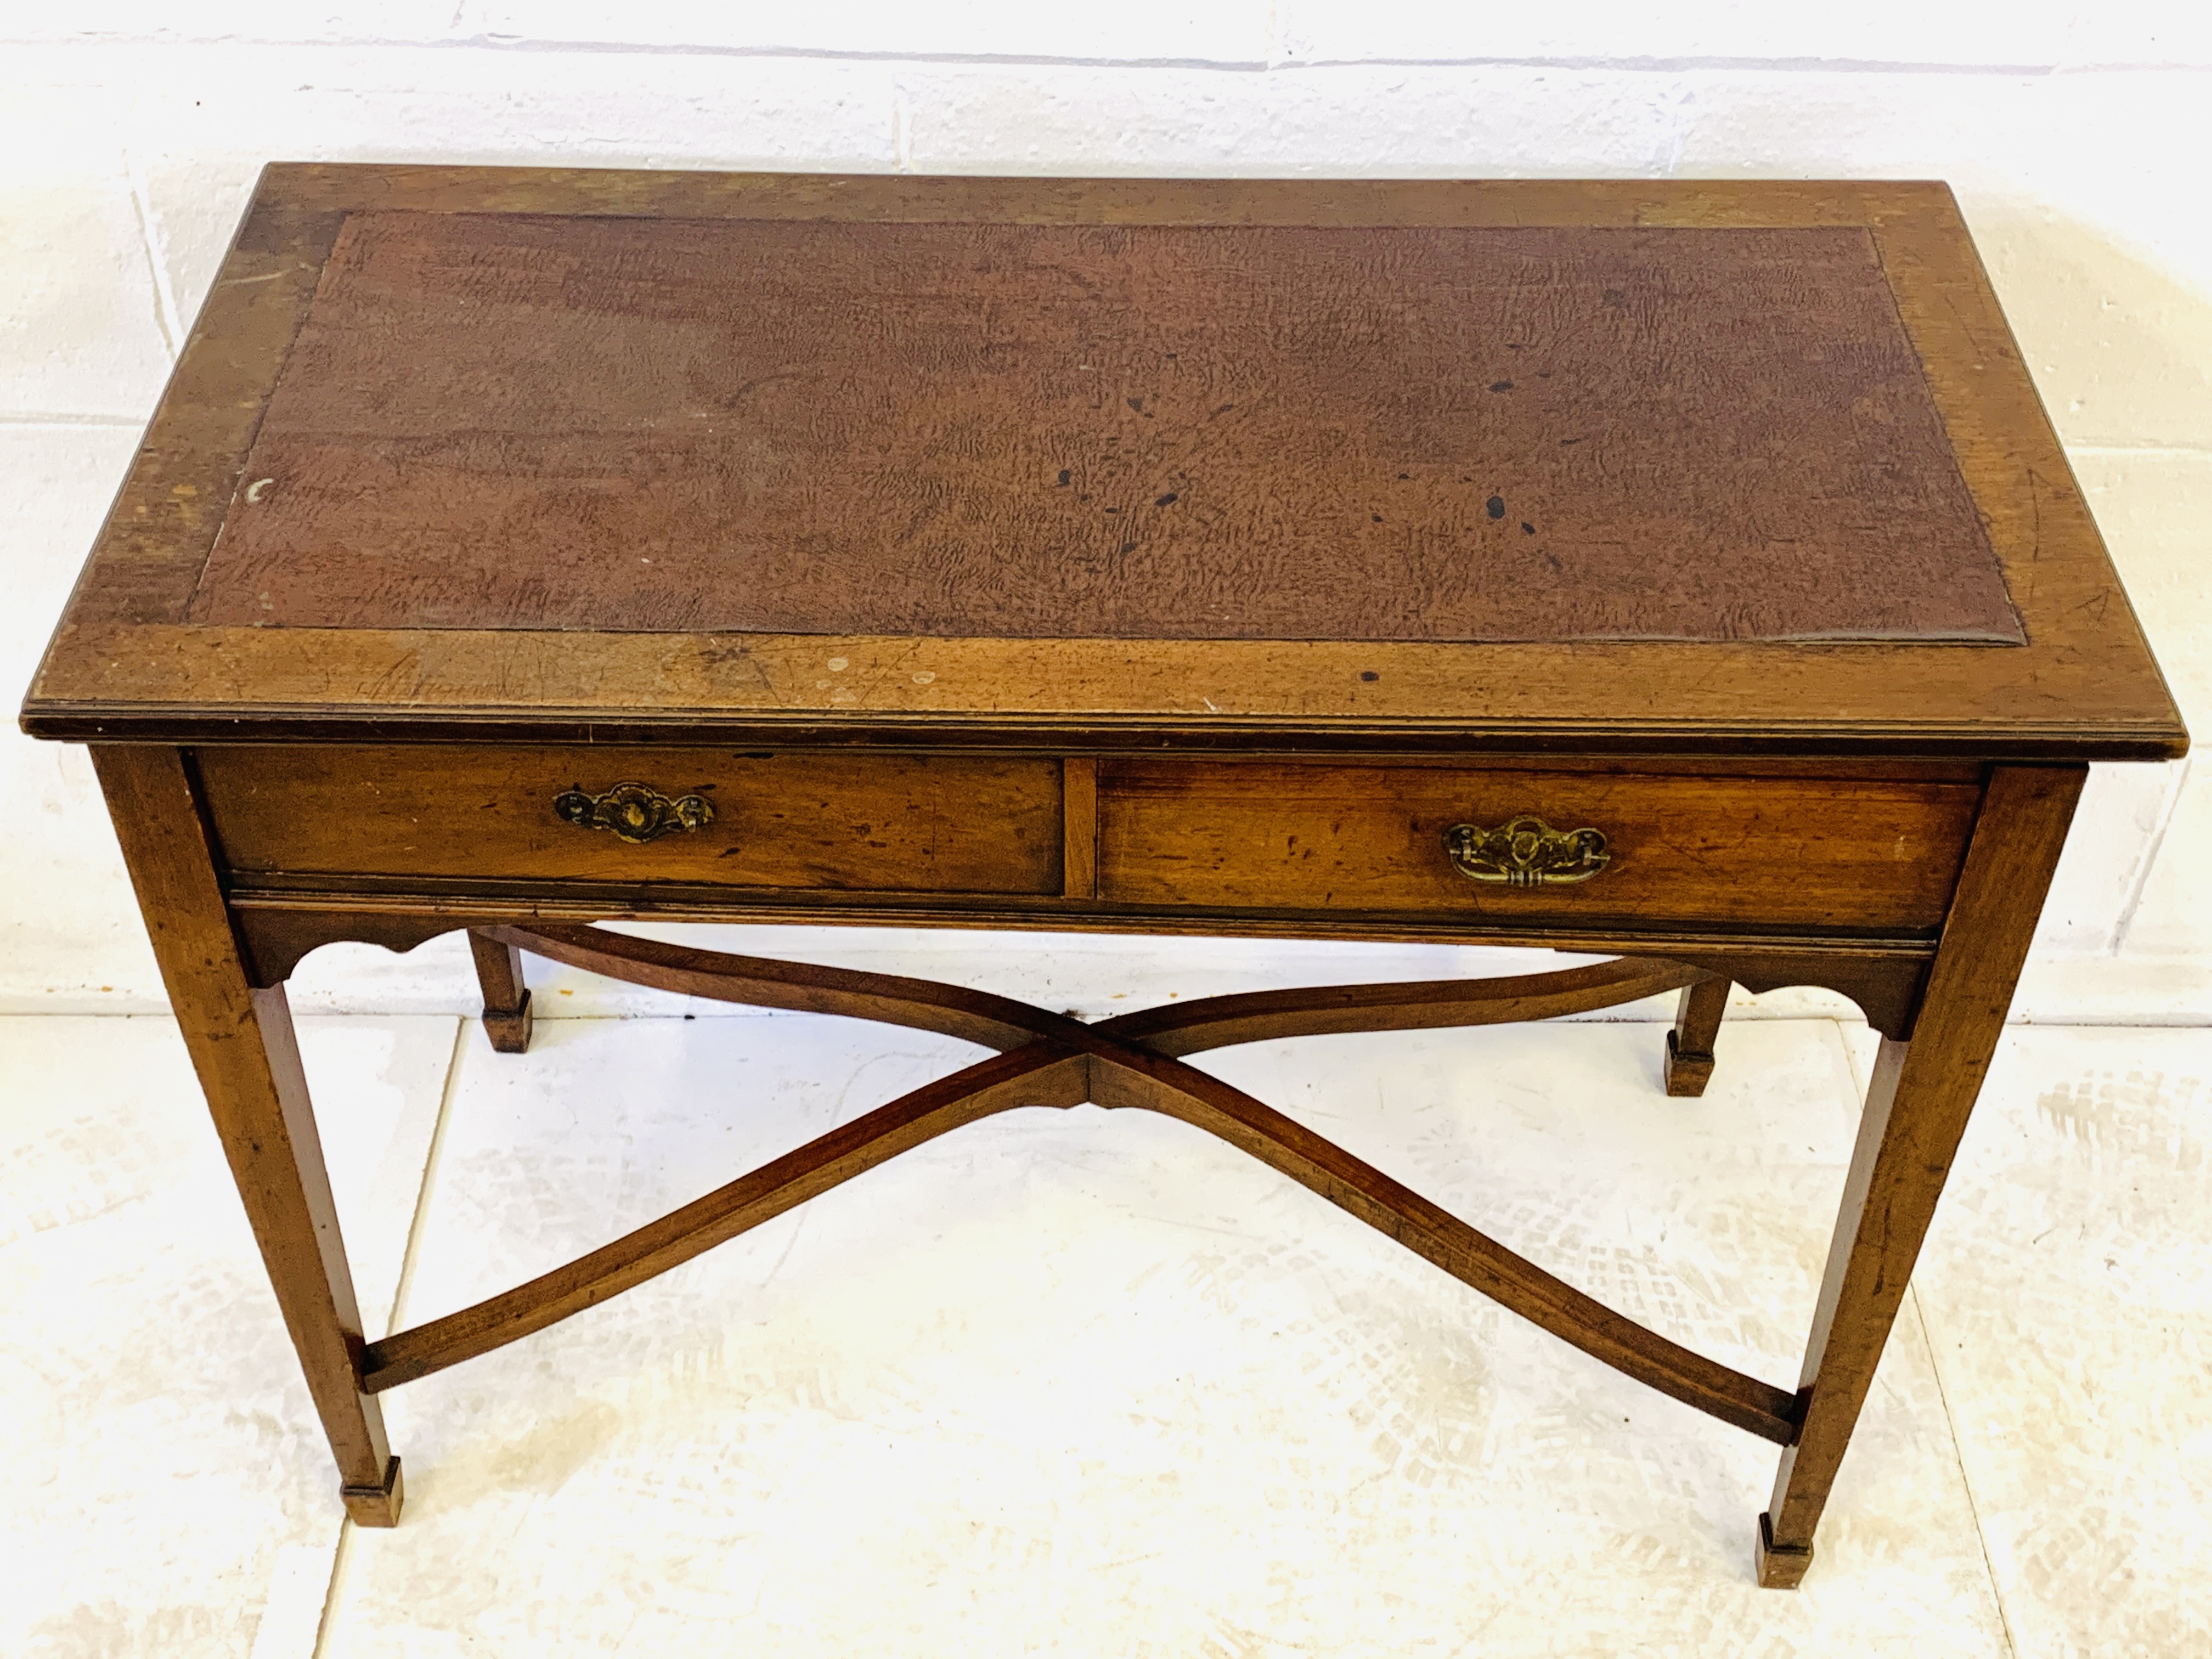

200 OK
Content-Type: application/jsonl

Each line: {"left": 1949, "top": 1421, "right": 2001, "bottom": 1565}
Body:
{"left": 191, "top": 210, "right": 2023, "bottom": 644}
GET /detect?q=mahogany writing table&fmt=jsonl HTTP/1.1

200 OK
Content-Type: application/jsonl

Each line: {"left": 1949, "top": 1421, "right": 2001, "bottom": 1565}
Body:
{"left": 21, "top": 166, "right": 2186, "bottom": 1587}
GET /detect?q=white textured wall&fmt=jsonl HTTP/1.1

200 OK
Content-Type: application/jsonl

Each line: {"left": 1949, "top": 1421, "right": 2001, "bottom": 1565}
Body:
{"left": 5, "top": 3, "right": 2210, "bottom": 1017}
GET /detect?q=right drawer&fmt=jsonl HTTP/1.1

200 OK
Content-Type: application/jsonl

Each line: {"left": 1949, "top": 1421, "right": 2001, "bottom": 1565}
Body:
{"left": 1095, "top": 760, "right": 1981, "bottom": 934}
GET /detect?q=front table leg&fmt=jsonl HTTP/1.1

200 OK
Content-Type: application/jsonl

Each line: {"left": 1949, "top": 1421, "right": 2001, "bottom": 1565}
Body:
{"left": 1758, "top": 763, "right": 2083, "bottom": 1587}
{"left": 93, "top": 747, "right": 403, "bottom": 1525}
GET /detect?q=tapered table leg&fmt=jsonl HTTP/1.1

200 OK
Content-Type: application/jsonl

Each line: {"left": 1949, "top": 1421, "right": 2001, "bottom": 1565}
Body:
{"left": 1758, "top": 764, "right": 2084, "bottom": 1587}
{"left": 93, "top": 747, "right": 403, "bottom": 1525}
{"left": 469, "top": 928, "right": 534, "bottom": 1053}
{"left": 1663, "top": 976, "right": 1730, "bottom": 1096}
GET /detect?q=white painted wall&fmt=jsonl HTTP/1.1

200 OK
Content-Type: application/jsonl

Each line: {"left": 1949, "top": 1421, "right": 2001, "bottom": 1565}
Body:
{"left": 5, "top": 3, "right": 2209, "bottom": 1019}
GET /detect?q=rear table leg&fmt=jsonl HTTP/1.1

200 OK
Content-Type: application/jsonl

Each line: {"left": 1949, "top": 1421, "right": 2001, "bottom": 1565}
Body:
{"left": 1664, "top": 976, "right": 1730, "bottom": 1096}
{"left": 470, "top": 929, "right": 534, "bottom": 1053}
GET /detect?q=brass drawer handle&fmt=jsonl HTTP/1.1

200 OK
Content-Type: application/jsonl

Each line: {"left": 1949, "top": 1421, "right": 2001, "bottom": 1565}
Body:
{"left": 553, "top": 782, "right": 715, "bottom": 844}
{"left": 1443, "top": 815, "right": 1610, "bottom": 888}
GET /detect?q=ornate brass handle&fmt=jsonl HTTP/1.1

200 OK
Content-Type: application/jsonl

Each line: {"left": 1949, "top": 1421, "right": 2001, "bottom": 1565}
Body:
{"left": 553, "top": 782, "right": 715, "bottom": 844}
{"left": 1443, "top": 815, "right": 1610, "bottom": 888}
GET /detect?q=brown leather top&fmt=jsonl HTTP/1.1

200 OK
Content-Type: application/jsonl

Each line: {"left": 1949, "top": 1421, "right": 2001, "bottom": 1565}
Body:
{"left": 190, "top": 208, "right": 2019, "bottom": 645}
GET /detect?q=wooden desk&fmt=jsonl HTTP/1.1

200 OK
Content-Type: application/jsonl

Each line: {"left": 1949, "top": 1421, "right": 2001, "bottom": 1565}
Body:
{"left": 21, "top": 166, "right": 2185, "bottom": 1588}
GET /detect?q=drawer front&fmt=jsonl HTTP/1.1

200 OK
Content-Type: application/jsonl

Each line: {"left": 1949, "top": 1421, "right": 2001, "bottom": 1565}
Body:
{"left": 200, "top": 746, "right": 1063, "bottom": 894}
{"left": 1097, "top": 761, "right": 1980, "bottom": 933}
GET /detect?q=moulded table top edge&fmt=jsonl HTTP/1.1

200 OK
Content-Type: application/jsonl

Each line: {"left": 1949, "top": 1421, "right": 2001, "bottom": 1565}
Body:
{"left": 24, "top": 626, "right": 2189, "bottom": 759}
{"left": 19, "top": 698, "right": 2187, "bottom": 762}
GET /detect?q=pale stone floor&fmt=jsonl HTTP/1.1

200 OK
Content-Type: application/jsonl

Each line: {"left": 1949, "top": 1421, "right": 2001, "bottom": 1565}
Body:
{"left": 5, "top": 946, "right": 2209, "bottom": 1656}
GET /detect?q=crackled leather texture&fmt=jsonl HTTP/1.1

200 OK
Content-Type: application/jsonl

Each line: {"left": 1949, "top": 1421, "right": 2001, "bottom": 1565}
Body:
{"left": 191, "top": 212, "right": 2023, "bottom": 645}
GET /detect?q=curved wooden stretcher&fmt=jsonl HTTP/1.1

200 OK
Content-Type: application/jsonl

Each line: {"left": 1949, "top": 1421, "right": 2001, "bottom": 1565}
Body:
{"left": 365, "top": 928, "right": 1802, "bottom": 1446}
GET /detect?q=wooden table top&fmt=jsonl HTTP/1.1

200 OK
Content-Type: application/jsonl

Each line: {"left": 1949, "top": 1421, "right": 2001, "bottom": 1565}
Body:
{"left": 21, "top": 166, "right": 2186, "bottom": 761}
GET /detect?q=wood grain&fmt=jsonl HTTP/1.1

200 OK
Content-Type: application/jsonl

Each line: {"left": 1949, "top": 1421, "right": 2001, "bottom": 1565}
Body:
{"left": 1759, "top": 762, "right": 2086, "bottom": 1586}
{"left": 193, "top": 743, "right": 1978, "bottom": 942}
{"left": 485, "top": 920, "right": 1059, "bottom": 1051}
{"left": 1104, "top": 956, "right": 1708, "bottom": 1056}
{"left": 1091, "top": 1045, "right": 1802, "bottom": 1443}
{"left": 1097, "top": 760, "right": 1980, "bottom": 933}
{"left": 196, "top": 744, "right": 1063, "bottom": 895}
{"left": 226, "top": 900, "right": 1936, "bottom": 1036}
{"left": 360, "top": 1046, "right": 1091, "bottom": 1390}
{"left": 91, "top": 745, "right": 402, "bottom": 1523}
{"left": 495, "top": 926, "right": 1704, "bottom": 1058}
{"left": 1062, "top": 757, "right": 1098, "bottom": 899}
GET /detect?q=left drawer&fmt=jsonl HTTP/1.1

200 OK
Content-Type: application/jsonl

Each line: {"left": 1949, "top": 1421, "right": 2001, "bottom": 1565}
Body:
{"left": 196, "top": 745, "right": 1065, "bottom": 895}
